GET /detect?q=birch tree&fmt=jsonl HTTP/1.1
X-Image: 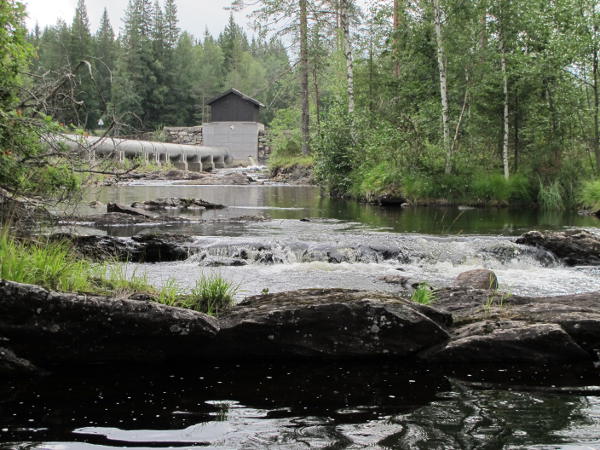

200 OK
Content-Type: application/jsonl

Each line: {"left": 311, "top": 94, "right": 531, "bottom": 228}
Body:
{"left": 233, "top": 0, "right": 312, "bottom": 154}
{"left": 432, "top": 0, "right": 452, "bottom": 174}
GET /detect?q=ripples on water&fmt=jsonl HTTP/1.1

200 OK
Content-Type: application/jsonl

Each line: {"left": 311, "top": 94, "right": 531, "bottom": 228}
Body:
{"left": 11, "top": 178, "right": 597, "bottom": 449}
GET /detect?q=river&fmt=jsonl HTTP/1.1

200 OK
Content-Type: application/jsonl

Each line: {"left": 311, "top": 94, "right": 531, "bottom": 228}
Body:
{"left": 3, "top": 172, "right": 600, "bottom": 449}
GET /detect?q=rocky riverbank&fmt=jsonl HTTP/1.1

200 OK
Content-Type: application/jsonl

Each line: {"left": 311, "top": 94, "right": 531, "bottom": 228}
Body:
{"left": 1, "top": 273, "right": 599, "bottom": 376}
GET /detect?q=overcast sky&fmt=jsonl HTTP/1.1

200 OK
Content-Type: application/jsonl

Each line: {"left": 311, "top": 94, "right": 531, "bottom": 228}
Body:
{"left": 23, "top": 0, "right": 255, "bottom": 38}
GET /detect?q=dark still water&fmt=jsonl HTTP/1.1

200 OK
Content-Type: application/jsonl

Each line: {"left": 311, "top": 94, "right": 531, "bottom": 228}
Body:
{"left": 2, "top": 363, "right": 600, "bottom": 449}
{"left": 77, "top": 183, "right": 600, "bottom": 236}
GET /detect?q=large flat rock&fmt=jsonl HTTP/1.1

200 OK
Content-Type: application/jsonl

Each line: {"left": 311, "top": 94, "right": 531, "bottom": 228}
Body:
{"left": 422, "top": 322, "right": 590, "bottom": 363}
{"left": 213, "top": 289, "right": 452, "bottom": 359}
{"left": 0, "top": 280, "right": 218, "bottom": 365}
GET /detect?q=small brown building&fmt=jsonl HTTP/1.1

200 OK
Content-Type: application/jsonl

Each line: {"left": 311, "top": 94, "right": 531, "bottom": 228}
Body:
{"left": 207, "top": 88, "right": 264, "bottom": 122}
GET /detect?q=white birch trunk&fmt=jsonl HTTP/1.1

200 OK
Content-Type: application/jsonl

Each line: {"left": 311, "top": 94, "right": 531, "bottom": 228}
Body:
{"left": 433, "top": 0, "right": 452, "bottom": 174}
{"left": 501, "top": 46, "right": 510, "bottom": 179}
{"left": 340, "top": 0, "right": 355, "bottom": 114}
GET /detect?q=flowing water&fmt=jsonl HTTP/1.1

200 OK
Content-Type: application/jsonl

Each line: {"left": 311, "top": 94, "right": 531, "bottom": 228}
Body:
{"left": 4, "top": 172, "right": 600, "bottom": 449}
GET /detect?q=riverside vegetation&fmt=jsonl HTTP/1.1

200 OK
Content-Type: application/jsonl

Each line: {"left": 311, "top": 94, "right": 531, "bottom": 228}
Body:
{"left": 2, "top": 0, "right": 600, "bottom": 212}
{"left": 0, "top": 230, "right": 236, "bottom": 316}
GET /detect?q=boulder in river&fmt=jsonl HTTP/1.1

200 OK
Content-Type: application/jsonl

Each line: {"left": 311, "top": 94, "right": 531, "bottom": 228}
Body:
{"left": 455, "top": 269, "right": 498, "bottom": 290}
{"left": 516, "top": 229, "right": 600, "bottom": 266}
{"left": 213, "top": 289, "right": 452, "bottom": 359}
{"left": 50, "top": 233, "right": 195, "bottom": 262}
{"left": 106, "top": 202, "right": 160, "bottom": 219}
{"left": 422, "top": 322, "right": 589, "bottom": 363}
{"left": 421, "top": 287, "right": 600, "bottom": 363}
{"left": 0, "top": 280, "right": 219, "bottom": 367}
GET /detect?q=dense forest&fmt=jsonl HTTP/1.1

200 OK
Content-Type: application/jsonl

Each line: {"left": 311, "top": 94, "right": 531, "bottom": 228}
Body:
{"left": 27, "top": 0, "right": 294, "bottom": 131}
{"left": 2, "top": 0, "right": 600, "bottom": 209}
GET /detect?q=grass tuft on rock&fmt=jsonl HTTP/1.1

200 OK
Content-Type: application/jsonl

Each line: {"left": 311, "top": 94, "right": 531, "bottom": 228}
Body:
{"left": 0, "top": 229, "right": 236, "bottom": 316}
{"left": 186, "top": 274, "right": 237, "bottom": 315}
{"left": 411, "top": 283, "right": 435, "bottom": 305}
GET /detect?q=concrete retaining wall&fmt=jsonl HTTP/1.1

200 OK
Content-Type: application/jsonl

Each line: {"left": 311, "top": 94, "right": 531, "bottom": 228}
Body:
{"left": 203, "top": 122, "right": 264, "bottom": 162}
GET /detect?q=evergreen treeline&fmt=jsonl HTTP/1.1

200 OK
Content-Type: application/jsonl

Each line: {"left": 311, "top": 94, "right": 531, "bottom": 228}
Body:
{"left": 28, "top": 0, "right": 294, "bottom": 132}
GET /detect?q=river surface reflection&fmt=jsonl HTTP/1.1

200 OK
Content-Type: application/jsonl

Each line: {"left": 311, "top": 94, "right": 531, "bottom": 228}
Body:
{"left": 76, "top": 183, "right": 600, "bottom": 236}
{"left": 2, "top": 363, "right": 600, "bottom": 449}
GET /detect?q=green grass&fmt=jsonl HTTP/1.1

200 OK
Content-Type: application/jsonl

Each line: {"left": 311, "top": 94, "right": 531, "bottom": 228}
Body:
{"left": 578, "top": 179, "right": 600, "bottom": 210}
{"left": 0, "top": 229, "right": 93, "bottom": 292}
{"left": 0, "top": 230, "right": 236, "bottom": 316}
{"left": 268, "top": 154, "right": 314, "bottom": 170}
{"left": 93, "top": 263, "right": 154, "bottom": 297}
{"left": 411, "top": 283, "right": 435, "bottom": 305}
{"left": 185, "top": 274, "right": 238, "bottom": 315}
{"left": 537, "top": 180, "right": 564, "bottom": 210}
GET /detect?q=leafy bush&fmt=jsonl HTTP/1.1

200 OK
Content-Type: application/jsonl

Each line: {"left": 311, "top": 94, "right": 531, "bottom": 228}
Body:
{"left": 313, "top": 103, "right": 357, "bottom": 197}
{"left": 578, "top": 179, "right": 600, "bottom": 210}
{"left": 268, "top": 108, "right": 303, "bottom": 160}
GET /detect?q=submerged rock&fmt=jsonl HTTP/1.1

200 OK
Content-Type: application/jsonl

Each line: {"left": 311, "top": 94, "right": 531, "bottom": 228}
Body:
{"left": 516, "top": 229, "right": 600, "bottom": 266}
{"left": 61, "top": 212, "right": 191, "bottom": 226}
{"left": 213, "top": 289, "right": 452, "bottom": 359}
{"left": 0, "top": 346, "right": 39, "bottom": 375}
{"left": 107, "top": 202, "right": 160, "bottom": 219}
{"left": 455, "top": 269, "right": 498, "bottom": 290}
{"left": 0, "top": 280, "right": 218, "bottom": 366}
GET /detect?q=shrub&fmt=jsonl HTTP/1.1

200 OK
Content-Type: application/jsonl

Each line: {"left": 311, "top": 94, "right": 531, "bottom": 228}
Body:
{"left": 578, "top": 179, "right": 600, "bottom": 210}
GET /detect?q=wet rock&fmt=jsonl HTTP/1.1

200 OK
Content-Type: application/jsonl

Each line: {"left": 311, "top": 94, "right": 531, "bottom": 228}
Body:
{"left": 175, "top": 173, "right": 253, "bottom": 186}
{"left": 269, "top": 164, "right": 314, "bottom": 185}
{"left": 130, "top": 234, "right": 195, "bottom": 262}
{"left": 422, "top": 323, "right": 590, "bottom": 363}
{"left": 455, "top": 269, "right": 499, "bottom": 290}
{"left": 377, "top": 275, "right": 411, "bottom": 287}
{"left": 213, "top": 289, "right": 451, "bottom": 359}
{"left": 88, "top": 200, "right": 105, "bottom": 209}
{"left": 107, "top": 202, "right": 160, "bottom": 219}
{"left": 0, "top": 280, "right": 219, "bottom": 366}
{"left": 432, "top": 288, "right": 600, "bottom": 361}
{"left": 198, "top": 255, "right": 248, "bottom": 267}
{"left": 0, "top": 346, "right": 39, "bottom": 375}
{"left": 131, "top": 197, "right": 225, "bottom": 210}
{"left": 51, "top": 233, "right": 195, "bottom": 262}
{"left": 373, "top": 194, "right": 407, "bottom": 206}
{"left": 61, "top": 212, "right": 190, "bottom": 226}
{"left": 516, "top": 230, "right": 600, "bottom": 266}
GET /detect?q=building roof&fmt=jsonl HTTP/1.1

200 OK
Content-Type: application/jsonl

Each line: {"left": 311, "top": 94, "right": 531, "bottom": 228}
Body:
{"left": 207, "top": 88, "right": 265, "bottom": 108}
